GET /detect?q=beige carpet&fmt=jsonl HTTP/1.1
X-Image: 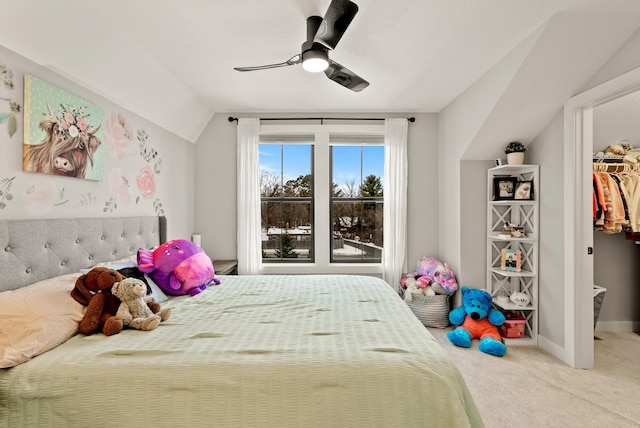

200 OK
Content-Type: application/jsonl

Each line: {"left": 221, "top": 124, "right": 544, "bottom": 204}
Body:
{"left": 429, "top": 328, "right": 640, "bottom": 428}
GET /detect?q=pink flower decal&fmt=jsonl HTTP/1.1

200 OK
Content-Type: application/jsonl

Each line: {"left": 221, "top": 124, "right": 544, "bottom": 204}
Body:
{"left": 24, "top": 179, "right": 56, "bottom": 216}
{"left": 105, "top": 113, "right": 134, "bottom": 160}
{"left": 109, "top": 168, "right": 131, "bottom": 203}
{"left": 137, "top": 167, "right": 155, "bottom": 198}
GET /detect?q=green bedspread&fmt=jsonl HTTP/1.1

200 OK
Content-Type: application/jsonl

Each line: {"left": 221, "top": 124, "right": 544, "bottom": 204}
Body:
{"left": 0, "top": 274, "right": 483, "bottom": 428}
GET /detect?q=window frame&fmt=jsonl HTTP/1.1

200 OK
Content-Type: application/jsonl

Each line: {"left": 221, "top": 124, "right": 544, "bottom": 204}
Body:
{"left": 329, "top": 144, "right": 384, "bottom": 264}
{"left": 259, "top": 143, "right": 315, "bottom": 263}
{"left": 258, "top": 123, "right": 385, "bottom": 275}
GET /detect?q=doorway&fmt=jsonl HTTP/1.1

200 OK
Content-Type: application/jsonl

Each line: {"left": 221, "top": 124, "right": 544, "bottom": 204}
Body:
{"left": 564, "top": 66, "right": 640, "bottom": 368}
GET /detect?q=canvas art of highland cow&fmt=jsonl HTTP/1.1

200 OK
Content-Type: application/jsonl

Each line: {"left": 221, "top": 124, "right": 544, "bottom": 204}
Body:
{"left": 22, "top": 75, "right": 104, "bottom": 180}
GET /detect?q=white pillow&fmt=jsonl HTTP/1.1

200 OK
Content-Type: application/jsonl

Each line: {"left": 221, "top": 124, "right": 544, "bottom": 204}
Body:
{"left": 0, "top": 272, "right": 85, "bottom": 368}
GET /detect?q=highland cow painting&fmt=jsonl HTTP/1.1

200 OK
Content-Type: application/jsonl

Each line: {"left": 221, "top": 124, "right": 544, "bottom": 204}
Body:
{"left": 23, "top": 75, "right": 104, "bottom": 180}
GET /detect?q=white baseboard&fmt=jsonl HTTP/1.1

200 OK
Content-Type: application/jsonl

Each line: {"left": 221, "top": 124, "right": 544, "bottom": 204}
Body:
{"left": 537, "top": 334, "right": 566, "bottom": 362}
{"left": 596, "top": 321, "right": 640, "bottom": 332}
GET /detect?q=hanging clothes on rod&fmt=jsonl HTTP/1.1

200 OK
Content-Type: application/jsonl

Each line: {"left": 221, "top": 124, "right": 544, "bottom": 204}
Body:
{"left": 593, "top": 161, "right": 640, "bottom": 238}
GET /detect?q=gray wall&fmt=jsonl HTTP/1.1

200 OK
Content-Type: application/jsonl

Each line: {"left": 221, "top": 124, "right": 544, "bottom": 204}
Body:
{"left": 460, "top": 159, "right": 494, "bottom": 292}
{"left": 528, "top": 111, "right": 565, "bottom": 344}
{"left": 194, "top": 112, "right": 440, "bottom": 275}
{"left": 0, "top": 44, "right": 195, "bottom": 240}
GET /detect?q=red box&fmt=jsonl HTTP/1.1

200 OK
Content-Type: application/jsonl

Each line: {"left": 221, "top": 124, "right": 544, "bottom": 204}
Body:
{"left": 499, "top": 318, "right": 526, "bottom": 338}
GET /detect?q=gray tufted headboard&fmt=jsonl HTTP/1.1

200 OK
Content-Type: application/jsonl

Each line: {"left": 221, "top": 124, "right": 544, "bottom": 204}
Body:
{"left": 0, "top": 216, "right": 166, "bottom": 292}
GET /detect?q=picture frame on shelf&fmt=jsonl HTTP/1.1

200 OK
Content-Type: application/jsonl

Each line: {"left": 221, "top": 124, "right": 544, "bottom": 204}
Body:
{"left": 501, "top": 248, "right": 521, "bottom": 272}
{"left": 514, "top": 180, "right": 533, "bottom": 200}
{"left": 493, "top": 177, "right": 517, "bottom": 200}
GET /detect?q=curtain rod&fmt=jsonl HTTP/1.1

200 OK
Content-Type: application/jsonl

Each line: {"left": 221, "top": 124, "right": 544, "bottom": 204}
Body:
{"left": 228, "top": 116, "right": 415, "bottom": 124}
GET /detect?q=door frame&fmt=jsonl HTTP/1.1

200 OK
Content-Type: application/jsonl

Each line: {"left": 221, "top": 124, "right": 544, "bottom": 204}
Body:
{"left": 564, "top": 66, "right": 640, "bottom": 368}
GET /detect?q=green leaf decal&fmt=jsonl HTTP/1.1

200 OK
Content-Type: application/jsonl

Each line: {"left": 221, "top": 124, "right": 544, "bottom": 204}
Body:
{"left": 7, "top": 114, "right": 16, "bottom": 137}
{"left": 0, "top": 113, "right": 10, "bottom": 123}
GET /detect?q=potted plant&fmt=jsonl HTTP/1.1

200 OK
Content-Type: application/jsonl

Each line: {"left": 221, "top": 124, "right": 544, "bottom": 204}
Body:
{"left": 504, "top": 141, "right": 526, "bottom": 165}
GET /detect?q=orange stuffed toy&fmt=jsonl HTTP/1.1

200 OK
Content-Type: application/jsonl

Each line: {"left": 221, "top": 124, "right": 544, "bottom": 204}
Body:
{"left": 71, "top": 267, "right": 163, "bottom": 336}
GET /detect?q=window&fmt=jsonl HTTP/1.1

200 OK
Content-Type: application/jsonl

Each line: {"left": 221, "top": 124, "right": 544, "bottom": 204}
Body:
{"left": 259, "top": 143, "right": 314, "bottom": 262}
{"left": 257, "top": 123, "right": 386, "bottom": 272}
{"left": 330, "top": 145, "right": 384, "bottom": 262}
{"left": 259, "top": 132, "right": 384, "bottom": 266}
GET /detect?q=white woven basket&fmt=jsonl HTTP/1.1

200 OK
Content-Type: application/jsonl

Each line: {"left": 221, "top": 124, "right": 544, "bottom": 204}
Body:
{"left": 400, "top": 290, "right": 451, "bottom": 328}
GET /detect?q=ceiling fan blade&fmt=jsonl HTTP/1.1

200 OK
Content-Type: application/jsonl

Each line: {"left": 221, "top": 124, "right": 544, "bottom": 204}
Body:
{"left": 234, "top": 54, "right": 301, "bottom": 72}
{"left": 324, "top": 59, "right": 369, "bottom": 92}
{"left": 314, "top": 0, "right": 359, "bottom": 50}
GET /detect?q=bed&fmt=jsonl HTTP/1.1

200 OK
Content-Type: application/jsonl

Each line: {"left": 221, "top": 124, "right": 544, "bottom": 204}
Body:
{"left": 0, "top": 216, "right": 483, "bottom": 428}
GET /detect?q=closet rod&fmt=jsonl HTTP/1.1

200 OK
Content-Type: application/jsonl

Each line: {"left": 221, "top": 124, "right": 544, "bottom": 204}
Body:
{"left": 228, "top": 116, "right": 416, "bottom": 124}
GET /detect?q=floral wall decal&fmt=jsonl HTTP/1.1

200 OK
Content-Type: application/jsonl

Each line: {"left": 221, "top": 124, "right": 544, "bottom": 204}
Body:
{"left": 153, "top": 198, "right": 165, "bottom": 216}
{"left": 136, "top": 166, "right": 155, "bottom": 200}
{"left": 105, "top": 112, "right": 135, "bottom": 160}
{"left": 103, "top": 197, "right": 117, "bottom": 213}
{"left": 77, "top": 187, "right": 98, "bottom": 207}
{"left": 108, "top": 167, "right": 131, "bottom": 205}
{"left": 24, "top": 179, "right": 57, "bottom": 215}
{"left": 0, "top": 61, "right": 20, "bottom": 137}
{"left": 0, "top": 177, "right": 15, "bottom": 209}
{"left": 137, "top": 129, "right": 162, "bottom": 174}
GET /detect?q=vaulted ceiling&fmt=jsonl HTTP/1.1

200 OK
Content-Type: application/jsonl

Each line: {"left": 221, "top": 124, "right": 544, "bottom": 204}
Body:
{"left": 1, "top": 0, "right": 639, "bottom": 142}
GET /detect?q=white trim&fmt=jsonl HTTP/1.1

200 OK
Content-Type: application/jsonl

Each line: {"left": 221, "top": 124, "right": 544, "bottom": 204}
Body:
{"left": 563, "top": 66, "right": 640, "bottom": 368}
{"left": 596, "top": 321, "right": 640, "bottom": 332}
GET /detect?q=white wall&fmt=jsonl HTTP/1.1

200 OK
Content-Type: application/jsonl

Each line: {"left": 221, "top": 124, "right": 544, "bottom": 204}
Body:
{"left": 194, "top": 112, "right": 440, "bottom": 275}
{"left": 0, "top": 44, "right": 195, "bottom": 240}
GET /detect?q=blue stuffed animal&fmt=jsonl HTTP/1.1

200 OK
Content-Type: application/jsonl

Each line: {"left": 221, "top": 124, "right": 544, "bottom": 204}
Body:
{"left": 447, "top": 286, "right": 507, "bottom": 357}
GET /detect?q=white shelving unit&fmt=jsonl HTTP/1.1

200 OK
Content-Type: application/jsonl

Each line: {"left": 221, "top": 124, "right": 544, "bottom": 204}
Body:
{"left": 487, "top": 164, "right": 539, "bottom": 345}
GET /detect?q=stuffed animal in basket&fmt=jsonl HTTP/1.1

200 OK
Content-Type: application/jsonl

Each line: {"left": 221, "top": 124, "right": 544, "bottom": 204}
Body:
{"left": 447, "top": 286, "right": 507, "bottom": 357}
{"left": 400, "top": 273, "right": 435, "bottom": 302}
{"left": 111, "top": 278, "right": 171, "bottom": 331}
{"left": 137, "top": 239, "right": 220, "bottom": 296}
{"left": 415, "top": 257, "right": 459, "bottom": 294}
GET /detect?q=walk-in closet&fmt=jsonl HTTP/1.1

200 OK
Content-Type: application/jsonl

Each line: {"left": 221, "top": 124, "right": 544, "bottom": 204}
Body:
{"left": 592, "top": 90, "right": 640, "bottom": 334}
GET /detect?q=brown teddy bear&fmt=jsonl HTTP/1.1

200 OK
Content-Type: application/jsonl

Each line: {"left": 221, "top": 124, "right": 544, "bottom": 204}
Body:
{"left": 71, "top": 267, "right": 163, "bottom": 336}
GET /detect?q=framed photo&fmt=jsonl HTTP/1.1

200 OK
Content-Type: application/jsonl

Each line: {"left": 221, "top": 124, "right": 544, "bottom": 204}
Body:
{"left": 493, "top": 177, "right": 517, "bottom": 200}
{"left": 501, "top": 248, "right": 521, "bottom": 272}
{"left": 514, "top": 180, "right": 533, "bottom": 200}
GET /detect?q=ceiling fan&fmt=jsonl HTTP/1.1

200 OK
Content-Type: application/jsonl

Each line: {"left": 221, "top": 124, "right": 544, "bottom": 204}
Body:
{"left": 233, "top": 0, "right": 369, "bottom": 92}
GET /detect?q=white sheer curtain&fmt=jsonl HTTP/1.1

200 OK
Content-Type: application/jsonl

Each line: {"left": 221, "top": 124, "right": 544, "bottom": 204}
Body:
{"left": 382, "top": 118, "right": 408, "bottom": 290}
{"left": 236, "top": 118, "right": 263, "bottom": 274}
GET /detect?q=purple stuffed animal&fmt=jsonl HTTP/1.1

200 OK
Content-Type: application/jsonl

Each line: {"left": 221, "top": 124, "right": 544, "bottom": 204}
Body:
{"left": 415, "top": 257, "right": 458, "bottom": 294}
{"left": 137, "top": 239, "right": 220, "bottom": 296}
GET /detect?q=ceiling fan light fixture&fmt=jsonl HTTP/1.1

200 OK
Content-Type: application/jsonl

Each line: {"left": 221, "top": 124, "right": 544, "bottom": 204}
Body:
{"left": 302, "top": 49, "right": 329, "bottom": 72}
